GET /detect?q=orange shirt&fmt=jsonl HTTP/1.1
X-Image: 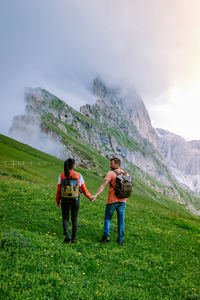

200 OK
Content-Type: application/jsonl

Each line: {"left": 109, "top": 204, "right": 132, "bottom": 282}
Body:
{"left": 105, "top": 168, "right": 127, "bottom": 204}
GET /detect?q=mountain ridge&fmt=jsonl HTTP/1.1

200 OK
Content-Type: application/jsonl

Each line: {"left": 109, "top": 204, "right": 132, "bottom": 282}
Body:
{"left": 9, "top": 79, "right": 200, "bottom": 213}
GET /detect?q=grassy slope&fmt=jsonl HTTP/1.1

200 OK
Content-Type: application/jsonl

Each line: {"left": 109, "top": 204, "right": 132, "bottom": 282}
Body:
{"left": 0, "top": 134, "right": 200, "bottom": 299}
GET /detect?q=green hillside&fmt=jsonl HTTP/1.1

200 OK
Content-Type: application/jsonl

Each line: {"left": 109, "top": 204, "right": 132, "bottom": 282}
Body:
{"left": 0, "top": 134, "right": 199, "bottom": 299}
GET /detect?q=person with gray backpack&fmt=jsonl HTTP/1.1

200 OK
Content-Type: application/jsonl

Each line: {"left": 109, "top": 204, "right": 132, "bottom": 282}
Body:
{"left": 91, "top": 157, "right": 132, "bottom": 245}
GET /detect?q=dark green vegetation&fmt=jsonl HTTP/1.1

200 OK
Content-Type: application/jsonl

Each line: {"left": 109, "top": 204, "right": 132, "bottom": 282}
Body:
{"left": 0, "top": 134, "right": 200, "bottom": 299}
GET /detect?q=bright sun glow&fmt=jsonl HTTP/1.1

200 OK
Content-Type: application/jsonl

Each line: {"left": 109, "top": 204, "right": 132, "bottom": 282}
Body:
{"left": 147, "top": 81, "right": 200, "bottom": 141}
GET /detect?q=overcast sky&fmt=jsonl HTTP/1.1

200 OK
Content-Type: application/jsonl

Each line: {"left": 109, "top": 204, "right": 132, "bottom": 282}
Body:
{"left": 0, "top": 0, "right": 200, "bottom": 140}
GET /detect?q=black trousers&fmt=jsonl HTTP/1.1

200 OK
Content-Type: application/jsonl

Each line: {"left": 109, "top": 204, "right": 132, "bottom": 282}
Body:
{"left": 61, "top": 198, "right": 80, "bottom": 239}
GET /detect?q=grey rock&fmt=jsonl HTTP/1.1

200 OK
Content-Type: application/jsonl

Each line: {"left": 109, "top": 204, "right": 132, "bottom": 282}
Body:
{"left": 156, "top": 128, "right": 200, "bottom": 193}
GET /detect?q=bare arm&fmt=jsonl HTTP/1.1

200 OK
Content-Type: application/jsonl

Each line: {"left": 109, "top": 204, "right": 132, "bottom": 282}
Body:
{"left": 91, "top": 179, "right": 109, "bottom": 201}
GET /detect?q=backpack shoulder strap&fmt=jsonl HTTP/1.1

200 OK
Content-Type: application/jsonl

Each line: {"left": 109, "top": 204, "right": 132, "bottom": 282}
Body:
{"left": 112, "top": 170, "right": 127, "bottom": 181}
{"left": 109, "top": 181, "right": 115, "bottom": 190}
{"left": 113, "top": 170, "right": 120, "bottom": 176}
{"left": 109, "top": 170, "right": 119, "bottom": 190}
{"left": 113, "top": 170, "right": 125, "bottom": 176}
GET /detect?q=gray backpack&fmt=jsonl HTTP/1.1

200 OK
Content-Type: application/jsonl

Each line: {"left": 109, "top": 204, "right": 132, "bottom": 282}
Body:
{"left": 110, "top": 170, "right": 133, "bottom": 198}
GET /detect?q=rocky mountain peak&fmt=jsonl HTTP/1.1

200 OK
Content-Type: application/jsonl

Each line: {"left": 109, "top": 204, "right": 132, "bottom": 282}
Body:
{"left": 81, "top": 78, "right": 158, "bottom": 147}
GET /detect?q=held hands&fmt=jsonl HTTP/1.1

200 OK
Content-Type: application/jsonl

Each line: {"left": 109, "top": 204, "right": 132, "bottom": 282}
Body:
{"left": 90, "top": 195, "right": 97, "bottom": 202}
{"left": 90, "top": 180, "right": 107, "bottom": 202}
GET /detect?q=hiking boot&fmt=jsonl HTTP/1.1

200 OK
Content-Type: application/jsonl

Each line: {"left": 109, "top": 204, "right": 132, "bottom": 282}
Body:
{"left": 71, "top": 239, "right": 76, "bottom": 244}
{"left": 101, "top": 234, "right": 110, "bottom": 243}
{"left": 64, "top": 237, "right": 71, "bottom": 243}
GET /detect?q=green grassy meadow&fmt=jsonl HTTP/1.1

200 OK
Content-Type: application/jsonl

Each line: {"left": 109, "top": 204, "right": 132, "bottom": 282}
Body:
{"left": 0, "top": 134, "right": 200, "bottom": 299}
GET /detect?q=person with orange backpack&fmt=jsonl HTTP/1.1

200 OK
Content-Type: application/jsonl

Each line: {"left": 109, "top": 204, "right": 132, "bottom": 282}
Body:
{"left": 56, "top": 158, "right": 92, "bottom": 243}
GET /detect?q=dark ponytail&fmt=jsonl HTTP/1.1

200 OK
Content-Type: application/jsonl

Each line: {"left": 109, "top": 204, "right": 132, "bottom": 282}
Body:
{"left": 64, "top": 158, "right": 75, "bottom": 179}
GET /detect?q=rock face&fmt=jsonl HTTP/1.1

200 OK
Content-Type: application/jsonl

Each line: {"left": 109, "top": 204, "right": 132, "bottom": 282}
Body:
{"left": 82, "top": 79, "right": 158, "bottom": 148}
{"left": 79, "top": 79, "right": 171, "bottom": 187}
{"left": 156, "top": 128, "right": 200, "bottom": 193}
{"left": 9, "top": 79, "right": 200, "bottom": 198}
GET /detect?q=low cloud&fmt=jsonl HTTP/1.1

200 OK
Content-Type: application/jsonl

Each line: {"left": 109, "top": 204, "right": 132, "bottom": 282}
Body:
{"left": 9, "top": 121, "right": 67, "bottom": 159}
{"left": 0, "top": 0, "right": 200, "bottom": 140}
